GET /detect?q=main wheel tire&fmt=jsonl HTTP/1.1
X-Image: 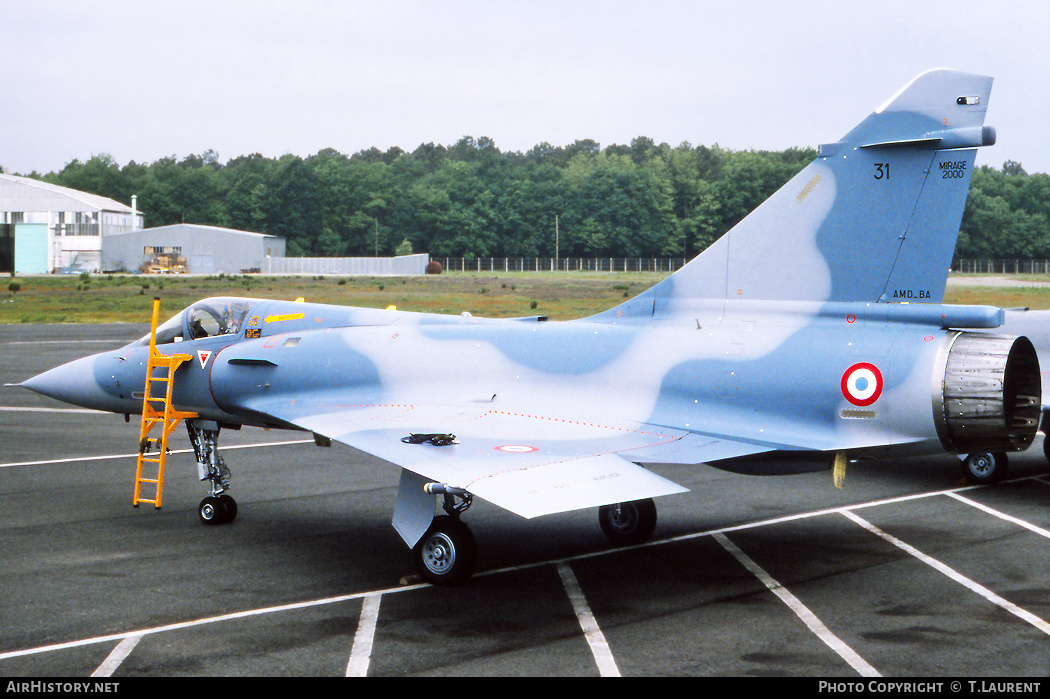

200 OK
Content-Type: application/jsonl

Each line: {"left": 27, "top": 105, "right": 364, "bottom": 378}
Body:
{"left": 961, "top": 452, "right": 1008, "bottom": 485}
{"left": 413, "top": 515, "right": 477, "bottom": 586}
{"left": 198, "top": 496, "right": 227, "bottom": 525}
{"left": 218, "top": 494, "right": 237, "bottom": 523}
{"left": 599, "top": 498, "right": 657, "bottom": 546}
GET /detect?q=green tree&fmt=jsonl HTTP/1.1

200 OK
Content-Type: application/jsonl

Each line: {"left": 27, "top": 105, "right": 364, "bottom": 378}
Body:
{"left": 407, "top": 160, "right": 497, "bottom": 258}
{"left": 38, "top": 136, "right": 1049, "bottom": 264}
{"left": 263, "top": 155, "right": 322, "bottom": 253}
{"left": 561, "top": 152, "right": 675, "bottom": 257}
{"left": 47, "top": 154, "right": 127, "bottom": 204}
{"left": 316, "top": 226, "right": 348, "bottom": 256}
{"left": 222, "top": 153, "right": 274, "bottom": 232}
{"left": 959, "top": 164, "right": 1050, "bottom": 258}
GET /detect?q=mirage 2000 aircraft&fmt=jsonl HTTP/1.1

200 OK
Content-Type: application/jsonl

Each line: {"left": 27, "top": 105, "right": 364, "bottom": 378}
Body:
{"left": 18, "top": 69, "right": 1039, "bottom": 585}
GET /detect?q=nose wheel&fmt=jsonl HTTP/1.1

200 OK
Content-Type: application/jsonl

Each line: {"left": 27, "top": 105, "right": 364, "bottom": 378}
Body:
{"left": 198, "top": 494, "right": 238, "bottom": 525}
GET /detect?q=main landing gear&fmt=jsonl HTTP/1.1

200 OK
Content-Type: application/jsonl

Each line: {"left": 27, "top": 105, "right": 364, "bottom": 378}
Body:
{"left": 407, "top": 488, "right": 660, "bottom": 586}
{"left": 598, "top": 498, "right": 658, "bottom": 546}
{"left": 414, "top": 515, "right": 478, "bottom": 586}
{"left": 188, "top": 421, "right": 238, "bottom": 525}
{"left": 412, "top": 484, "right": 477, "bottom": 586}
{"left": 960, "top": 451, "right": 1009, "bottom": 485}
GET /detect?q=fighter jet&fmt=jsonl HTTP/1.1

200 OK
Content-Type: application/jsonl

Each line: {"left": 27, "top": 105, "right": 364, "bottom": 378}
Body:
{"left": 17, "top": 69, "right": 1037, "bottom": 585}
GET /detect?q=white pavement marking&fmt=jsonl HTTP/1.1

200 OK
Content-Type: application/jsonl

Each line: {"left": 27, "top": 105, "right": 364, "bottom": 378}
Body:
{"left": 944, "top": 491, "right": 1050, "bottom": 540}
{"left": 840, "top": 510, "right": 1050, "bottom": 636}
{"left": 0, "top": 583, "right": 426, "bottom": 661}
{"left": 556, "top": 562, "right": 620, "bottom": 677}
{"left": 3, "top": 475, "right": 1046, "bottom": 668}
{"left": 90, "top": 635, "right": 141, "bottom": 677}
{"left": 0, "top": 406, "right": 106, "bottom": 414}
{"left": 346, "top": 594, "right": 382, "bottom": 677}
{"left": 712, "top": 531, "right": 881, "bottom": 677}
{"left": 1, "top": 340, "right": 129, "bottom": 345}
{"left": 0, "top": 439, "right": 314, "bottom": 469}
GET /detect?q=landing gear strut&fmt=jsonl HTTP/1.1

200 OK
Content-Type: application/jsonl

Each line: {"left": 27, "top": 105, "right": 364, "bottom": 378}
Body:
{"left": 188, "top": 421, "right": 237, "bottom": 525}
{"left": 395, "top": 472, "right": 664, "bottom": 585}
{"left": 411, "top": 483, "right": 477, "bottom": 585}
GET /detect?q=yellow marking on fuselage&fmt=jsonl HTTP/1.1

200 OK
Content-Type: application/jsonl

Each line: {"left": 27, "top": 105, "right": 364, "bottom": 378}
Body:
{"left": 265, "top": 312, "right": 306, "bottom": 324}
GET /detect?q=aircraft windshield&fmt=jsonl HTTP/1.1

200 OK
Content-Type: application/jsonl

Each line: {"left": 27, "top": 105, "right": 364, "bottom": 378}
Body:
{"left": 151, "top": 313, "right": 186, "bottom": 345}
{"left": 136, "top": 298, "right": 259, "bottom": 346}
{"left": 187, "top": 299, "right": 256, "bottom": 339}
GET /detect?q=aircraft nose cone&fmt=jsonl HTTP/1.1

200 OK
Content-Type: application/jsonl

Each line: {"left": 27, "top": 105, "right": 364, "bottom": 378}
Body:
{"left": 20, "top": 355, "right": 114, "bottom": 411}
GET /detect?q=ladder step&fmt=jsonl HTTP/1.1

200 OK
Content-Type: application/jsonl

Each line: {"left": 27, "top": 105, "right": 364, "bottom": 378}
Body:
{"left": 133, "top": 300, "right": 202, "bottom": 512}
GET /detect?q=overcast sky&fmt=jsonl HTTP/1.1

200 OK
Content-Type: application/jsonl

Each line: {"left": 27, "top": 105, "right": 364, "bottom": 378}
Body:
{"left": 2, "top": 1, "right": 1048, "bottom": 177}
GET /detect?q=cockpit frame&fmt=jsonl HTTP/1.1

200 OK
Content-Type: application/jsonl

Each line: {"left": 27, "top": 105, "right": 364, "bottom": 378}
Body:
{"left": 137, "top": 298, "right": 261, "bottom": 346}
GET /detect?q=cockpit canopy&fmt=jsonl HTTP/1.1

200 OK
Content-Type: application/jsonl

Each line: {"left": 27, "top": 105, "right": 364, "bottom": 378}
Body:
{"left": 137, "top": 298, "right": 260, "bottom": 346}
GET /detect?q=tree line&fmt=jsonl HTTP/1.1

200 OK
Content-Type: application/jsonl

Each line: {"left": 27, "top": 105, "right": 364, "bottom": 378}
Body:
{"left": 10, "top": 138, "right": 1049, "bottom": 261}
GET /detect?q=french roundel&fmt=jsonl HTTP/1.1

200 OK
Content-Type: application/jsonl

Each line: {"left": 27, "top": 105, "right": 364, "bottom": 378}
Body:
{"left": 494, "top": 445, "right": 539, "bottom": 453}
{"left": 841, "top": 363, "right": 883, "bottom": 406}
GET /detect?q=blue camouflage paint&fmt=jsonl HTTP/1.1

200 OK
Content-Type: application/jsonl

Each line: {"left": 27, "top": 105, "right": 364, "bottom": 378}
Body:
{"left": 19, "top": 71, "right": 1035, "bottom": 577}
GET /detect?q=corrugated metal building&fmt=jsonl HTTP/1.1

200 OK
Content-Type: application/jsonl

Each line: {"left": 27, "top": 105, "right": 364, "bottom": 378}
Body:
{"left": 1, "top": 175, "right": 424, "bottom": 276}
{"left": 264, "top": 253, "right": 429, "bottom": 275}
{"left": 101, "top": 223, "right": 287, "bottom": 274}
{"left": 0, "top": 173, "right": 142, "bottom": 273}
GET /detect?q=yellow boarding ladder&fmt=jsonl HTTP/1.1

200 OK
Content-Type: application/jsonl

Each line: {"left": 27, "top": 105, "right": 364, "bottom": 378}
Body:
{"left": 133, "top": 298, "right": 199, "bottom": 508}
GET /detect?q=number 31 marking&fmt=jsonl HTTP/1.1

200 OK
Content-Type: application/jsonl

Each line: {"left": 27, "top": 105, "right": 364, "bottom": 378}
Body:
{"left": 874, "top": 163, "right": 890, "bottom": 180}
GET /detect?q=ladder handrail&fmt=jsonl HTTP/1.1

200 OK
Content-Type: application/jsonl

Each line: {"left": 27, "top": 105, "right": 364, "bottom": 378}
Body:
{"left": 133, "top": 298, "right": 198, "bottom": 509}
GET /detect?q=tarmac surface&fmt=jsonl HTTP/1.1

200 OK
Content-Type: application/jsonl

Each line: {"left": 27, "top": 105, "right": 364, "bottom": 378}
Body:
{"left": 0, "top": 323, "right": 1048, "bottom": 678}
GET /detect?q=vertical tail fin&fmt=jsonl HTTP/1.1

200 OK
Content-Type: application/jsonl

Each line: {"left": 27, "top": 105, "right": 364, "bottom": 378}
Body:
{"left": 599, "top": 69, "right": 994, "bottom": 319}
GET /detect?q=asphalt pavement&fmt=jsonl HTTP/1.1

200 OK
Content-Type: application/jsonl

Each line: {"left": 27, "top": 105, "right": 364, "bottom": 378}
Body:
{"left": 0, "top": 324, "right": 1047, "bottom": 678}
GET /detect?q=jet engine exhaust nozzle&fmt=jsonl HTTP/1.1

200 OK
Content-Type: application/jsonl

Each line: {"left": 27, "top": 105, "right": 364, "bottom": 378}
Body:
{"left": 936, "top": 333, "right": 1042, "bottom": 454}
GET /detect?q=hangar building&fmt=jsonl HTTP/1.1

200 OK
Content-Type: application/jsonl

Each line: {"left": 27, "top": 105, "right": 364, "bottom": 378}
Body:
{"left": 102, "top": 223, "right": 286, "bottom": 274}
{"left": 0, "top": 173, "right": 142, "bottom": 273}
{"left": 2, "top": 173, "right": 415, "bottom": 277}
